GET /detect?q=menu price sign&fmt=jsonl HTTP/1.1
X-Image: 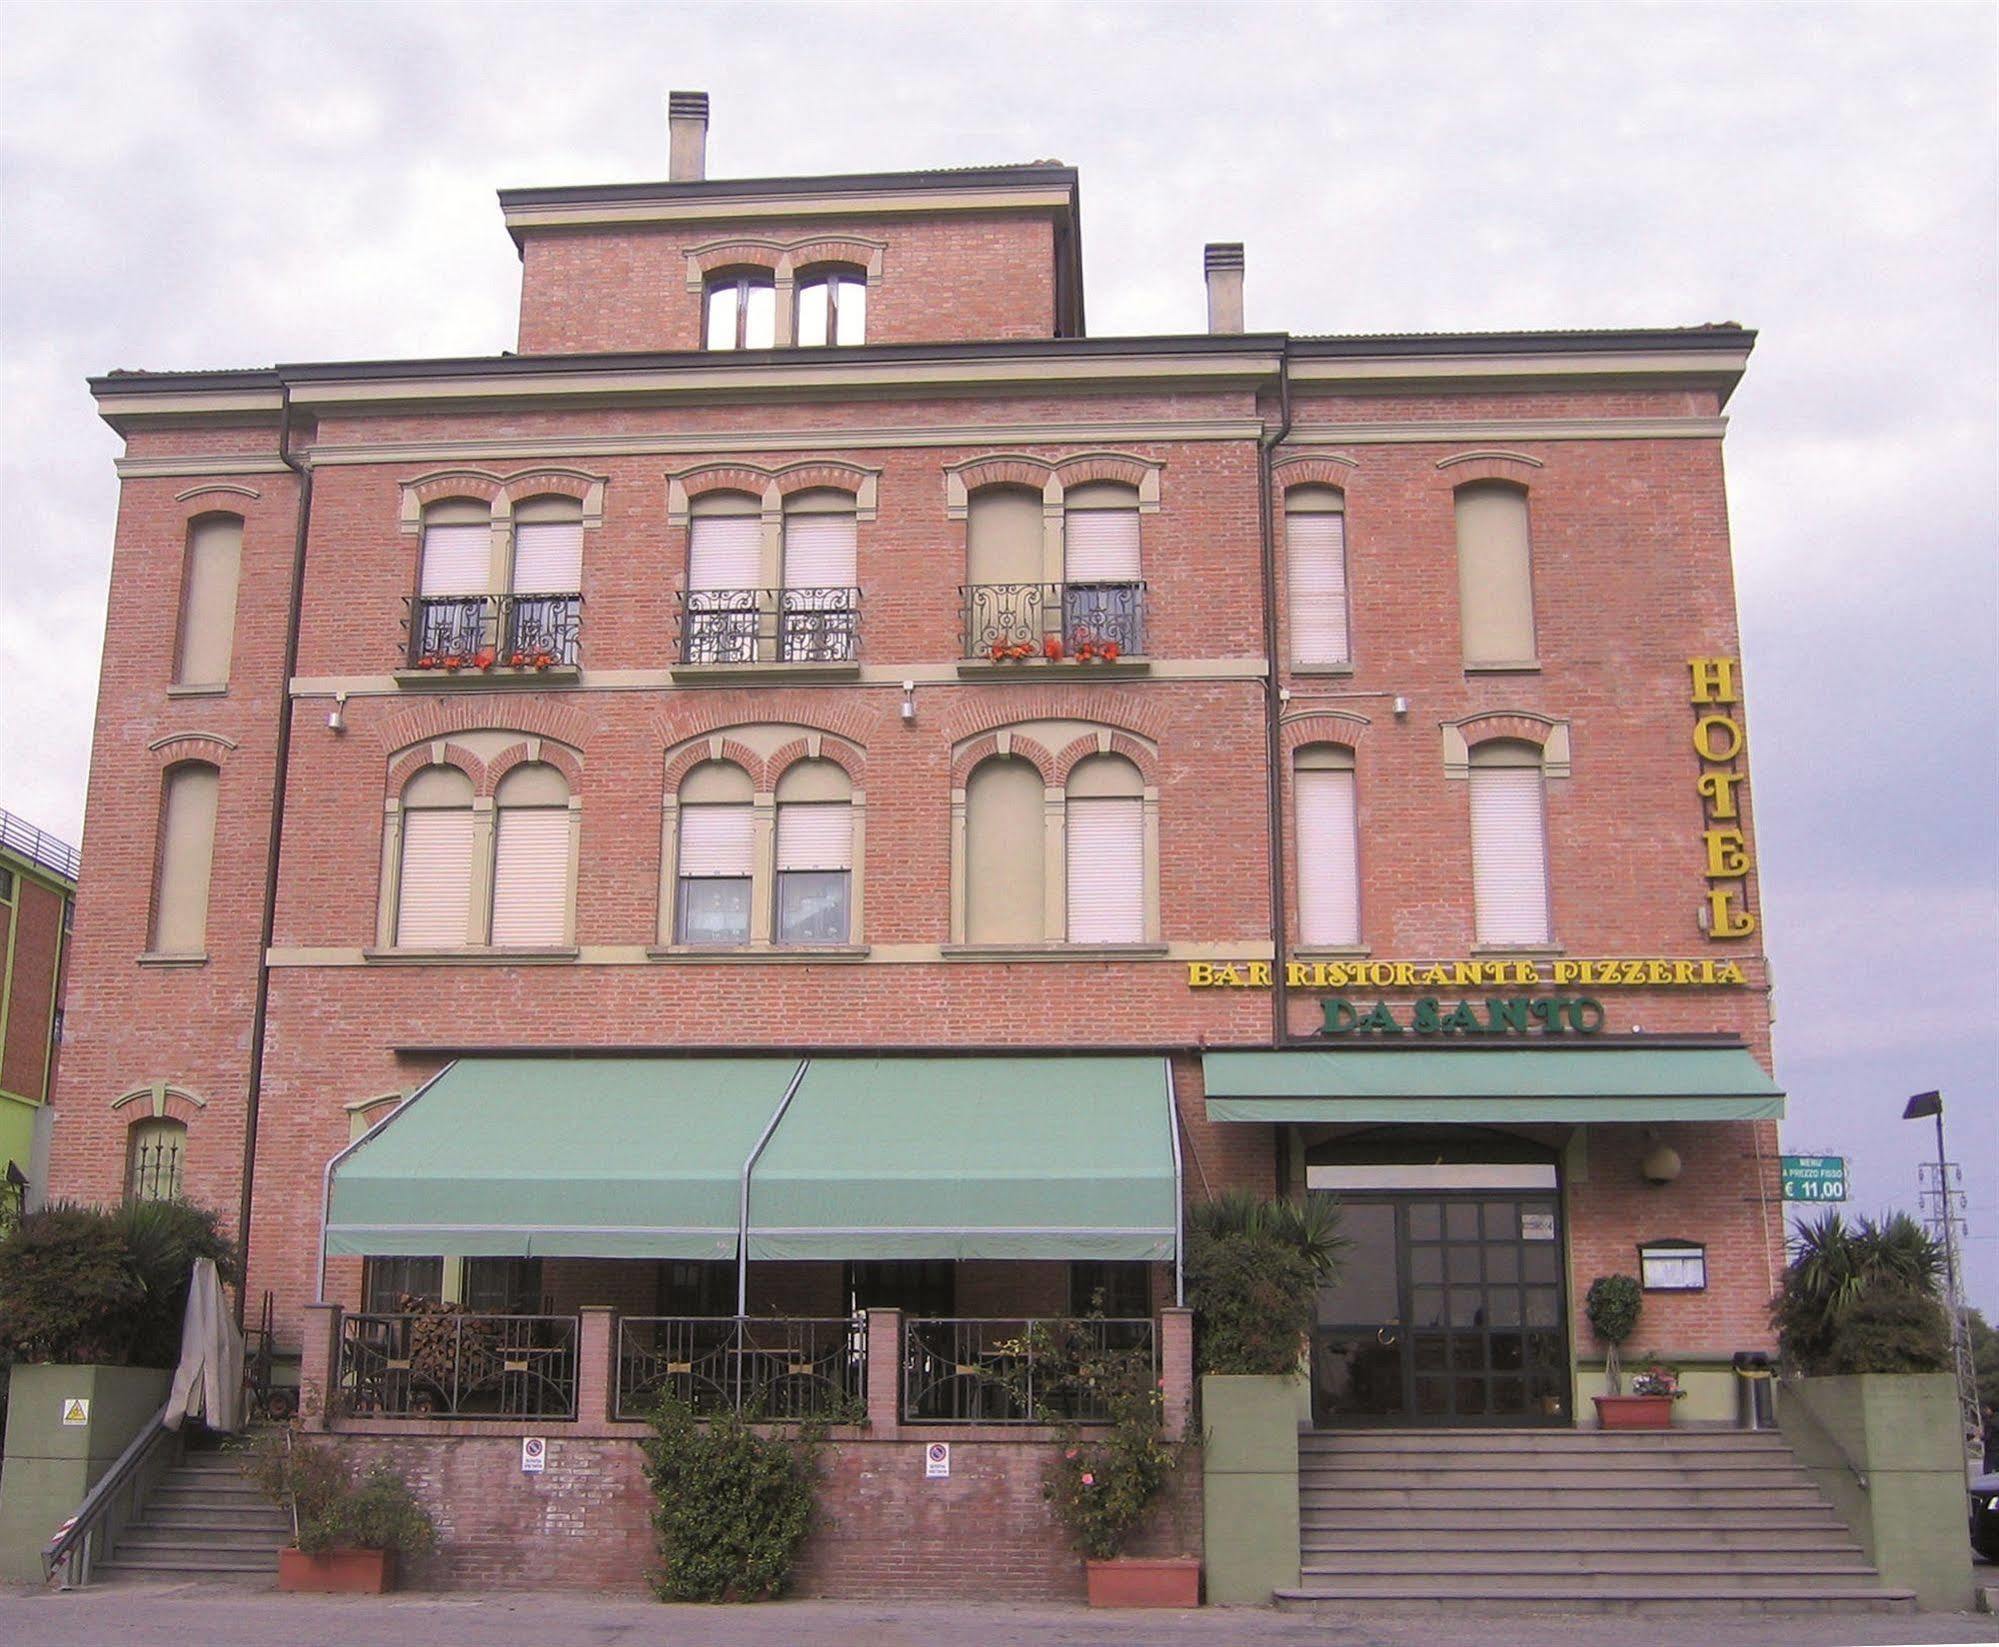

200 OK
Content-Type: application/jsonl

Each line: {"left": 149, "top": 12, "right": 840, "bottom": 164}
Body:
{"left": 1780, "top": 1156, "right": 1847, "bottom": 1202}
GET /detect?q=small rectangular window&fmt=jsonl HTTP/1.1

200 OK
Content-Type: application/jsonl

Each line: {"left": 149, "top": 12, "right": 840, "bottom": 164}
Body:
{"left": 463, "top": 1257, "right": 544, "bottom": 1314}
{"left": 0, "top": 867, "right": 13, "bottom": 901}
{"left": 364, "top": 1256, "right": 445, "bottom": 1313}
{"left": 1069, "top": 1261, "right": 1151, "bottom": 1317}
{"left": 1640, "top": 1243, "right": 1707, "bottom": 1292}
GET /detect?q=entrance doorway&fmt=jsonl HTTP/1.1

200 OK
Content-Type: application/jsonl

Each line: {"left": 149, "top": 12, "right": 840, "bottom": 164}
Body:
{"left": 1306, "top": 1144, "right": 1570, "bottom": 1427}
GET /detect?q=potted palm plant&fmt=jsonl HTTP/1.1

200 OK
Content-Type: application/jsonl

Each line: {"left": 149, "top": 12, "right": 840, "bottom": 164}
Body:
{"left": 242, "top": 1429, "right": 435, "bottom": 1592}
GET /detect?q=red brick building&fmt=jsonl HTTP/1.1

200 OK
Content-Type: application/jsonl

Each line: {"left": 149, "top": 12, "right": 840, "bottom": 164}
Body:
{"left": 54, "top": 95, "right": 1783, "bottom": 1591}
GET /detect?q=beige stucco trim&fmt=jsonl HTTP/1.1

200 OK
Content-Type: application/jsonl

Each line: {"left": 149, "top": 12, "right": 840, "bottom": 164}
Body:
{"left": 503, "top": 185, "right": 1074, "bottom": 232}
{"left": 110, "top": 1081, "right": 209, "bottom": 1117}
{"left": 97, "top": 391, "right": 285, "bottom": 420}
{"left": 173, "top": 483, "right": 263, "bottom": 502}
{"left": 1441, "top": 713, "right": 1573, "bottom": 780}
{"left": 266, "top": 938, "right": 1274, "bottom": 967}
{"left": 397, "top": 466, "right": 608, "bottom": 536}
{"left": 1287, "top": 350, "right": 1750, "bottom": 385}
{"left": 1283, "top": 416, "right": 1730, "bottom": 446}
{"left": 681, "top": 234, "right": 887, "bottom": 296}
{"left": 116, "top": 455, "right": 291, "bottom": 478}
{"left": 942, "top": 451, "right": 1165, "bottom": 520}
{"left": 665, "top": 460, "right": 880, "bottom": 527}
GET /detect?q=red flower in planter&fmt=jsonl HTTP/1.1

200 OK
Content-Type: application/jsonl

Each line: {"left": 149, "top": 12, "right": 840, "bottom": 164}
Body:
{"left": 1075, "top": 641, "right": 1097, "bottom": 661}
{"left": 506, "top": 650, "right": 527, "bottom": 667}
{"left": 416, "top": 654, "right": 436, "bottom": 670}
{"left": 473, "top": 648, "right": 496, "bottom": 669}
{"left": 989, "top": 641, "right": 1010, "bottom": 663}
{"left": 1044, "top": 636, "right": 1065, "bottom": 660}
{"left": 1099, "top": 640, "right": 1120, "bottom": 661}
{"left": 534, "top": 651, "right": 554, "bottom": 669}
{"left": 442, "top": 657, "right": 462, "bottom": 671}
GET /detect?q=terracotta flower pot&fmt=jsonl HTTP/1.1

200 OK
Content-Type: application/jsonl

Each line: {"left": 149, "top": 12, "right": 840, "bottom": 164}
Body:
{"left": 1592, "top": 1393, "right": 1676, "bottom": 1430}
{"left": 1084, "top": 1556, "right": 1201, "bottom": 1608}
{"left": 278, "top": 1545, "right": 397, "bottom": 1593}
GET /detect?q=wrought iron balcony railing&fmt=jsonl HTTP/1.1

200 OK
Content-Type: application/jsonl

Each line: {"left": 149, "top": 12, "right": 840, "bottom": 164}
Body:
{"left": 404, "top": 593, "right": 582, "bottom": 672}
{"left": 961, "top": 581, "right": 1146, "bottom": 662}
{"left": 674, "top": 587, "right": 861, "bottom": 666}
{"left": 615, "top": 1315, "right": 867, "bottom": 1421}
{"left": 338, "top": 1310, "right": 579, "bottom": 1419}
{"left": 902, "top": 1316, "right": 1156, "bottom": 1425}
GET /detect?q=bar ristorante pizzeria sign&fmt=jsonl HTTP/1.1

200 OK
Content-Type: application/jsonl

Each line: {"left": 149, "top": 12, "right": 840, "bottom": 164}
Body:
{"left": 1187, "top": 956, "right": 1751, "bottom": 1039}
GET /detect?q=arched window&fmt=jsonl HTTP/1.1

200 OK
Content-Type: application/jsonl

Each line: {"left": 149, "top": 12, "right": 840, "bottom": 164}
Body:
{"left": 1062, "top": 482, "right": 1143, "bottom": 657}
{"left": 127, "top": 1116, "right": 186, "bottom": 1202}
{"left": 685, "top": 491, "right": 763, "bottom": 664}
{"left": 396, "top": 766, "right": 476, "bottom": 948}
{"left": 1286, "top": 486, "right": 1349, "bottom": 668}
{"left": 705, "top": 270, "right": 776, "bottom": 350}
{"left": 780, "top": 490, "right": 859, "bottom": 663}
{"left": 964, "top": 755, "right": 1045, "bottom": 944}
{"left": 796, "top": 266, "right": 867, "bottom": 347}
{"left": 675, "top": 760, "right": 755, "bottom": 944}
{"left": 1295, "top": 744, "right": 1359, "bottom": 947}
{"left": 490, "top": 763, "right": 572, "bottom": 947}
{"left": 964, "top": 485, "right": 1045, "bottom": 656}
{"left": 414, "top": 499, "right": 493, "bottom": 667}
{"left": 1468, "top": 741, "right": 1551, "bottom": 945}
{"left": 150, "top": 761, "right": 219, "bottom": 955}
{"left": 774, "top": 760, "right": 853, "bottom": 945}
{"left": 1454, "top": 482, "right": 1536, "bottom": 668}
{"left": 1065, "top": 754, "right": 1144, "bottom": 943}
{"left": 174, "top": 514, "right": 242, "bottom": 688}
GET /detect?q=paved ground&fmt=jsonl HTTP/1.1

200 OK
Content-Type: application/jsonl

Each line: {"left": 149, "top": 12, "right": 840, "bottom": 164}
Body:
{"left": 2, "top": 1584, "right": 1996, "bottom": 1647}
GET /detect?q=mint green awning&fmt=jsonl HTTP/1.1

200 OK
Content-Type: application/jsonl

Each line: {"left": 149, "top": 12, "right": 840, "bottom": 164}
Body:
{"left": 1202, "top": 1046, "right": 1783, "bottom": 1124}
{"left": 746, "top": 1055, "right": 1178, "bottom": 1261}
{"left": 325, "top": 1057, "right": 800, "bottom": 1259}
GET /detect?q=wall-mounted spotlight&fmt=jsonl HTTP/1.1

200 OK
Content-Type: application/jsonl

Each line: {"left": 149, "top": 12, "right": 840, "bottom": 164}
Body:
{"left": 900, "top": 680, "right": 916, "bottom": 723}
{"left": 327, "top": 691, "right": 349, "bottom": 734}
{"left": 1392, "top": 696, "right": 1409, "bottom": 718}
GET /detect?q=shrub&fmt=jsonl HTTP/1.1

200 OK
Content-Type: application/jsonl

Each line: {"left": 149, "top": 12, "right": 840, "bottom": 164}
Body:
{"left": 640, "top": 1400, "right": 820, "bottom": 1601}
{"left": 238, "top": 1430, "right": 435, "bottom": 1557}
{"left": 1774, "top": 1211, "right": 1951, "bottom": 1376}
{"left": 1185, "top": 1191, "right": 1344, "bottom": 1377}
{"left": 1584, "top": 1274, "right": 1642, "bottom": 1394}
{"left": 1037, "top": 1342, "right": 1178, "bottom": 1561}
{"left": 0, "top": 1198, "right": 239, "bottom": 1367}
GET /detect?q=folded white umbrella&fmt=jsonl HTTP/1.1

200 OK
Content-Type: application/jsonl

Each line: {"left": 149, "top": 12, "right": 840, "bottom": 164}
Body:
{"left": 165, "top": 1257, "right": 245, "bottom": 1432}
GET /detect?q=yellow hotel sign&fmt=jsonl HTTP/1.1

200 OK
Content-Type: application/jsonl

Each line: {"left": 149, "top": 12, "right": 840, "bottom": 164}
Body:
{"left": 1188, "top": 957, "right": 1750, "bottom": 990}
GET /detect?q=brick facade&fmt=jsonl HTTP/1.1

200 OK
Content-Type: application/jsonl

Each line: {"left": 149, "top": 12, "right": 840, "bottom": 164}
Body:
{"left": 54, "top": 103, "right": 1779, "bottom": 1594}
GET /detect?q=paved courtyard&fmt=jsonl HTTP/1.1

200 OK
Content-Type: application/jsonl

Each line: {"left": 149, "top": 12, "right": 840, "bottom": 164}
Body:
{"left": 2, "top": 1584, "right": 1995, "bottom": 1647}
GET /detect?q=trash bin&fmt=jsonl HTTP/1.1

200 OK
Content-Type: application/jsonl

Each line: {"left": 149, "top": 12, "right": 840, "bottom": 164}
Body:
{"left": 1731, "top": 1350, "right": 1775, "bottom": 1429}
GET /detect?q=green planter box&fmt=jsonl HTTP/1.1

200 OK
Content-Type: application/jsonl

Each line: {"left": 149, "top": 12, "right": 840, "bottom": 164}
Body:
{"left": 0, "top": 1364, "right": 173, "bottom": 1582}
{"left": 1778, "top": 1372, "right": 1974, "bottom": 1611}
{"left": 1200, "top": 1374, "right": 1300, "bottom": 1605}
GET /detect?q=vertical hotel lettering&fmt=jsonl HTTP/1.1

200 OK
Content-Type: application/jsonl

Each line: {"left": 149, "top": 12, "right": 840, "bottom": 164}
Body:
{"left": 1691, "top": 656, "right": 1755, "bottom": 938}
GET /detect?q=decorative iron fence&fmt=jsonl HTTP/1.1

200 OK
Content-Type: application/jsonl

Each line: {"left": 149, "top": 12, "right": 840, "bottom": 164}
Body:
{"left": 961, "top": 581, "right": 1146, "bottom": 662}
{"left": 338, "top": 1311, "right": 579, "bottom": 1419}
{"left": 404, "top": 593, "right": 582, "bottom": 671}
{"left": 902, "top": 1317, "right": 1157, "bottom": 1425}
{"left": 615, "top": 1315, "right": 866, "bottom": 1421}
{"left": 675, "top": 587, "right": 860, "bottom": 665}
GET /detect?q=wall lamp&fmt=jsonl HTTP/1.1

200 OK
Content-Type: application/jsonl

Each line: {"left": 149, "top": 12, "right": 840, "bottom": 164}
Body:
{"left": 326, "top": 691, "right": 349, "bottom": 734}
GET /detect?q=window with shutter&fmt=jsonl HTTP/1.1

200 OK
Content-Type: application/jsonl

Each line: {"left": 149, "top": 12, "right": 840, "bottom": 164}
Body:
{"left": 1063, "top": 504, "right": 1141, "bottom": 582}
{"left": 491, "top": 808, "right": 569, "bottom": 946}
{"left": 1296, "top": 758, "right": 1360, "bottom": 946}
{"left": 419, "top": 521, "right": 492, "bottom": 597}
{"left": 1468, "top": 751, "right": 1551, "bottom": 945}
{"left": 776, "top": 801, "right": 853, "bottom": 944}
{"left": 688, "top": 513, "right": 762, "bottom": 591}
{"left": 1066, "top": 797, "right": 1143, "bottom": 943}
{"left": 780, "top": 504, "right": 859, "bottom": 662}
{"left": 1455, "top": 483, "right": 1536, "bottom": 666}
{"left": 965, "top": 756, "right": 1046, "bottom": 943}
{"left": 150, "top": 762, "right": 220, "bottom": 954}
{"left": 396, "top": 809, "right": 477, "bottom": 948}
{"left": 511, "top": 519, "right": 583, "bottom": 594}
{"left": 677, "top": 804, "right": 754, "bottom": 944}
{"left": 1286, "top": 494, "right": 1350, "bottom": 667}
{"left": 175, "top": 515, "right": 242, "bottom": 687}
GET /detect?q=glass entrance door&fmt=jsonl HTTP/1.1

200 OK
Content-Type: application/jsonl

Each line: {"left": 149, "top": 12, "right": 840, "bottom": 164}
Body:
{"left": 1311, "top": 1192, "right": 1570, "bottom": 1427}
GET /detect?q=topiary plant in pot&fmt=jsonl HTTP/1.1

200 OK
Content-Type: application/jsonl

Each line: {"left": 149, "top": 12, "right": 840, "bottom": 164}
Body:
{"left": 1585, "top": 1274, "right": 1671, "bottom": 1428}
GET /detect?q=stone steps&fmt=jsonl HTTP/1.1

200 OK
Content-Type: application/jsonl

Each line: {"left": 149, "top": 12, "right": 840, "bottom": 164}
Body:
{"left": 91, "top": 1452, "right": 279, "bottom": 1588}
{"left": 1278, "top": 1427, "right": 1913, "bottom": 1617}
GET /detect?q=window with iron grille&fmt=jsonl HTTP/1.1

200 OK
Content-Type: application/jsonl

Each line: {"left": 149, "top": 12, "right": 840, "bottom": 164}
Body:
{"left": 363, "top": 1256, "right": 445, "bottom": 1312}
{"left": 127, "top": 1117, "right": 185, "bottom": 1202}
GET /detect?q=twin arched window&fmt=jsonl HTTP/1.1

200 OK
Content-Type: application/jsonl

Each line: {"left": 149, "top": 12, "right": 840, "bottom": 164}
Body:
{"left": 415, "top": 496, "right": 584, "bottom": 668}
{"left": 684, "top": 489, "right": 859, "bottom": 664}
{"left": 394, "top": 761, "right": 574, "bottom": 949}
{"left": 673, "top": 758, "right": 854, "bottom": 946}
{"left": 703, "top": 265, "right": 867, "bottom": 350}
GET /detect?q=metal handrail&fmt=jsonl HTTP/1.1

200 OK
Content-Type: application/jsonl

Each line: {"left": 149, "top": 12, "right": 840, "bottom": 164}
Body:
{"left": 0, "top": 808, "right": 80, "bottom": 883}
{"left": 673, "top": 586, "right": 862, "bottom": 665}
{"left": 41, "top": 1402, "right": 180, "bottom": 1587}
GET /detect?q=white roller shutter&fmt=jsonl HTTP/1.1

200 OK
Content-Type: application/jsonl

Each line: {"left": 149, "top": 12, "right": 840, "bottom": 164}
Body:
{"left": 512, "top": 521, "right": 583, "bottom": 594}
{"left": 1469, "top": 767, "right": 1551, "bottom": 945}
{"left": 688, "top": 516, "right": 762, "bottom": 591}
{"left": 1288, "top": 512, "right": 1350, "bottom": 666}
{"left": 490, "top": 808, "right": 570, "bottom": 946}
{"left": 1296, "top": 769, "right": 1359, "bottom": 946}
{"left": 678, "top": 805, "right": 754, "bottom": 877}
{"left": 396, "top": 809, "right": 475, "bottom": 947}
{"left": 782, "top": 514, "right": 857, "bottom": 589}
{"left": 777, "top": 803, "right": 853, "bottom": 871}
{"left": 1066, "top": 797, "right": 1143, "bottom": 943}
{"left": 1064, "top": 509, "right": 1140, "bottom": 581}
{"left": 419, "top": 524, "right": 491, "bottom": 597}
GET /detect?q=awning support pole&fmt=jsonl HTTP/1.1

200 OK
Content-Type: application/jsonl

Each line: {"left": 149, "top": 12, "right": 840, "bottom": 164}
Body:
{"left": 316, "top": 1059, "right": 458, "bottom": 1302}
{"left": 1165, "top": 1055, "right": 1185, "bottom": 1308}
{"left": 738, "top": 1058, "right": 810, "bottom": 1315}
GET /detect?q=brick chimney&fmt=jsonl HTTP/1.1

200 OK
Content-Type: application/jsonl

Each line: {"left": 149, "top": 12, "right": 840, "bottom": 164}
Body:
{"left": 668, "top": 91, "right": 709, "bottom": 182}
{"left": 1204, "top": 243, "right": 1245, "bottom": 335}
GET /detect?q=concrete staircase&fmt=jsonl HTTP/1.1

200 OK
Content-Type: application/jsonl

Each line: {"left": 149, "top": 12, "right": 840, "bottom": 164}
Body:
{"left": 1275, "top": 1428, "right": 1916, "bottom": 1616}
{"left": 92, "top": 1448, "right": 283, "bottom": 1585}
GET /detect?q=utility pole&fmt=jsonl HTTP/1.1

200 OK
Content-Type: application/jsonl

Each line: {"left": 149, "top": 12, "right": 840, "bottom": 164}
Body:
{"left": 1904, "top": 1091, "right": 1978, "bottom": 1445}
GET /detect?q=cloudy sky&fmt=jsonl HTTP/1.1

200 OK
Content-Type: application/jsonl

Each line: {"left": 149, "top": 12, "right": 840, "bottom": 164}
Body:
{"left": 2, "top": 2, "right": 1993, "bottom": 1305}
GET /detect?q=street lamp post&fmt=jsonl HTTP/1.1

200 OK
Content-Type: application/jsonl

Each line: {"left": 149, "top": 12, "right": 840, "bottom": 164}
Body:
{"left": 1902, "top": 1090, "right": 1977, "bottom": 1444}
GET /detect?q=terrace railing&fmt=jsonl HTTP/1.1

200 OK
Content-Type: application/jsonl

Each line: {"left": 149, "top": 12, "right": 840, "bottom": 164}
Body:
{"left": 902, "top": 1316, "right": 1157, "bottom": 1425}
{"left": 338, "top": 1311, "right": 579, "bottom": 1419}
{"left": 961, "top": 581, "right": 1146, "bottom": 662}
{"left": 615, "top": 1315, "right": 866, "bottom": 1421}
{"left": 675, "top": 587, "right": 861, "bottom": 666}
{"left": 404, "top": 593, "right": 583, "bottom": 671}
